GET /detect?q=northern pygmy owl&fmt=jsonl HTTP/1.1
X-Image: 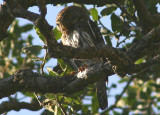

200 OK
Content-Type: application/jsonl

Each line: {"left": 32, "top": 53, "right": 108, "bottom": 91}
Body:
{"left": 56, "top": 6, "right": 108, "bottom": 110}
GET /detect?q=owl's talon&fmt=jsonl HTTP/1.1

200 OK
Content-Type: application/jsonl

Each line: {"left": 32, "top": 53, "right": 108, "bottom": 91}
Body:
{"left": 78, "top": 64, "right": 88, "bottom": 72}
{"left": 71, "top": 71, "right": 76, "bottom": 75}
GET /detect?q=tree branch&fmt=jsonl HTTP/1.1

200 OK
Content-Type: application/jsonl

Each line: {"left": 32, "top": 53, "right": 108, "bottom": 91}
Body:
{"left": 0, "top": 63, "right": 113, "bottom": 99}
{"left": 0, "top": 97, "right": 42, "bottom": 114}
{"left": 133, "top": 0, "right": 153, "bottom": 32}
{"left": 114, "top": 2, "right": 139, "bottom": 25}
{"left": 127, "top": 26, "right": 160, "bottom": 61}
{"left": 0, "top": 4, "right": 14, "bottom": 41}
{"left": 1, "top": 55, "right": 160, "bottom": 100}
{"left": 11, "top": 0, "right": 121, "bottom": 7}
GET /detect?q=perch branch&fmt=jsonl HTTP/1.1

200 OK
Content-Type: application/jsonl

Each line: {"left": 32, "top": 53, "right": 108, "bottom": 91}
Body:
{"left": 0, "top": 97, "right": 42, "bottom": 114}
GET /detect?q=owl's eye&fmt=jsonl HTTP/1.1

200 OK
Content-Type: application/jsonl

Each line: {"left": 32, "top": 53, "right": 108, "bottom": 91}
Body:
{"left": 65, "top": 14, "right": 71, "bottom": 19}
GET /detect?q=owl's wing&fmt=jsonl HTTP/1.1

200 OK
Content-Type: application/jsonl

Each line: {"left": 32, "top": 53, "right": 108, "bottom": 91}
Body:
{"left": 88, "top": 19, "right": 105, "bottom": 45}
{"left": 63, "top": 57, "right": 82, "bottom": 71}
{"left": 88, "top": 19, "right": 108, "bottom": 110}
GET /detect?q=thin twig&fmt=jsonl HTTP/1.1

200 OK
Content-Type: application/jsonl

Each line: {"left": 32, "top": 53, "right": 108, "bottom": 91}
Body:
{"left": 114, "top": 2, "right": 139, "bottom": 25}
{"left": 116, "top": 37, "right": 129, "bottom": 47}
{"left": 40, "top": 46, "right": 48, "bottom": 75}
{"left": 57, "top": 100, "right": 67, "bottom": 115}
{"left": 34, "top": 93, "right": 43, "bottom": 106}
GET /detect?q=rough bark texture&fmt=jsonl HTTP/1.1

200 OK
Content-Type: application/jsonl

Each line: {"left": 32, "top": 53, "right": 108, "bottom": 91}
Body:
{"left": 1, "top": 0, "right": 160, "bottom": 113}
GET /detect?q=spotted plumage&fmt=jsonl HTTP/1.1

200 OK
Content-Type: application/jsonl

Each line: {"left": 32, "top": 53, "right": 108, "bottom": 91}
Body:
{"left": 56, "top": 6, "right": 108, "bottom": 110}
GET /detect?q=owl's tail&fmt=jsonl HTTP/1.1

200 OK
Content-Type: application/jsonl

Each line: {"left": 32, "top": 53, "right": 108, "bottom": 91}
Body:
{"left": 95, "top": 78, "right": 108, "bottom": 110}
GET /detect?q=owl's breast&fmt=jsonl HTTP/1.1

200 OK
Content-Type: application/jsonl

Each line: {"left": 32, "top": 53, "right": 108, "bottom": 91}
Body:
{"left": 61, "top": 29, "right": 95, "bottom": 49}
{"left": 61, "top": 30, "right": 103, "bottom": 69}
{"left": 61, "top": 30, "right": 80, "bottom": 48}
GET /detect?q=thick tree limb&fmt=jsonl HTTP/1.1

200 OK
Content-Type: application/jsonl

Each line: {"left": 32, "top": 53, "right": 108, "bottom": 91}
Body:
{"left": 1, "top": 55, "right": 160, "bottom": 100}
{"left": 1, "top": 0, "right": 160, "bottom": 113}
{"left": 152, "top": 14, "right": 160, "bottom": 26}
{"left": 0, "top": 98, "right": 42, "bottom": 114}
{"left": 133, "top": 0, "right": 153, "bottom": 32}
{"left": 127, "top": 26, "right": 160, "bottom": 61}
{"left": 0, "top": 63, "right": 112, "bottom": 99}
{"left": 0, "top": 55, "right": 159, "bottom": 113}
{"left": 0, "top": 4, "right": 14, "bottom": 41}
{"left": 8, "top": 0, "right": 121, "bottom": 7}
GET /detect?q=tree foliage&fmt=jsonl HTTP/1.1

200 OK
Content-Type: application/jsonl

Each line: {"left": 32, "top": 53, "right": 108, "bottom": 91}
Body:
{"left": 0, "top": 0, "right": 160, "bottom": 114}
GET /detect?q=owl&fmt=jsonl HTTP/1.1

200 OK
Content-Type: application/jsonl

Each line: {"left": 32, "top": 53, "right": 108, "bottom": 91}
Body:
{"left": 56, "top": 6, "right": 108, "bottom": 110}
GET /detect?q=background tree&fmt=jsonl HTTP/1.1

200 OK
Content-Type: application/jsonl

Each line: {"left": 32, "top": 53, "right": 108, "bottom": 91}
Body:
{"left": 0, "top": 0, "right": 160, "bottom": 114}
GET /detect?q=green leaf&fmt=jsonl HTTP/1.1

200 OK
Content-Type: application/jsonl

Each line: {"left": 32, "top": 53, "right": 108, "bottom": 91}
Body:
{"left": 113, "top": 110, "right": 121, "bottom": 115}
{"left": 127, "top": 86, "right": 137, "bottom": 105}
{"left": 111, "top": 83, "right": 117, "bottom": 88}
{"left": 90, "top": 8, "right": 98, "bottom": 21}
{"left": 45, "top": 93, "right": 56, "bottom": 99}
{"left": 42, "top": 99, "right": 56, "bottom": 113}
{"left": 105, "top": 36, "right": 112, "bottom": 46}
{"left": 53, "top": 27, "right": 62, "bottom": 40}
{"left": 91, "top": 93, "right": 99, "bottom": 114}
{"left": 22, "top": 45, "right": 42, "bottom": 56}
{"left": 47, "top": 67, "right": 60, "bottom": 77}
{"left": 101, "top": 6, "right": 117, "bottom": 16}
{"left": 63, "top": 96, "right": 82, "bottom": 110}
{"left": 57, "top": 59, "right": 73, "bottom": 75}
{"left": 111, "top": 13, "right": 123, "bottom": 32}
{"left": 57, "top": 59, "right": 67, "bottom": 71}
{"left": 10, "top": 20, "right": 21, "bottom": 38}
{"left": 27, "top": 34, "right": 34, "bottom": 45}
{"left": 118, "top": 78, "right": 128, "bottom": 83}
{"left": 21, "top": 24, "right": 33, "bottom": 32}
{"left": 34, "top": 26, "right": 46, "bottom": 44}
{"left": 122, "top": 108, "right": 129, "bottom": 115}
{"left": 135, "top": 58, "right": 144, "bottom": 64}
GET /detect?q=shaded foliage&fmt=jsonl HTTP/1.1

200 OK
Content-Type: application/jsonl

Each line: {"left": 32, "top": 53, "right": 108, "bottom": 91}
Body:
{"left": 1, "top": 0, "right": 160, "bottom": 114}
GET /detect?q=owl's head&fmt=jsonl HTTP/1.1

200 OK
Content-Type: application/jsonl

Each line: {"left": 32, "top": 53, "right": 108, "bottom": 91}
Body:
{"left": 56, "top": 6, "right": 89, "bottom": 34}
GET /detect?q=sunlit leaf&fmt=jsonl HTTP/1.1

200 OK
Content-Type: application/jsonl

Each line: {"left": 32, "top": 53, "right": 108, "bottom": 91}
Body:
{"left": 90, "top": 8, "right": 98, "bottom": 21}
{"left": 57, "top": 59, "right": 67, "bottom": 71}
{"left": 34, "top": 26, "right": 46, "bottom": 44}
{"left": 53, "top": 27, "right": 62, "bottom": 40}
{"left": 135, "top": 58, "right": 144, "bottom": 64}
{"left": 42, "top": 99, "right": 56, "bottom": 113}
{"left": 57, "top": 58, "right": 73, "bottom": 76}
{"left": 45, "top": 93, "right": 56, "bottom": 99}
{"left": 47, "top": 67, "right": 60, "bottom": 76}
